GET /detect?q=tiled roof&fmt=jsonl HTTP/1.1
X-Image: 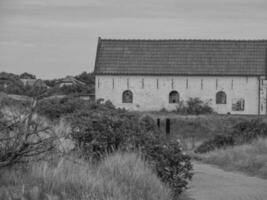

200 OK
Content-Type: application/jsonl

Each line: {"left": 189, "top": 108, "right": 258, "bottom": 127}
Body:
{"left": 94, "top": 38, "right": 267, "bottom": 76}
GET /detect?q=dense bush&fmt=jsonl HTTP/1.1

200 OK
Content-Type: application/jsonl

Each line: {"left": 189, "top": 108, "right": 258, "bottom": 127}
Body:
{"left": 231, "top": 119, "right": 267, "bottom": 143}
{"left": 195, "top": 135, "right": 234, "bottom": 153}
{"left": 195, "top": 119, "right": 267, "bottom": 153}
{"left": 68, "top": 104, "right": 192, "bottom": 196}
{"left": 143, "top": 139, "right": 192, "bottom": 195}
{"left": 36, "top": 97, "right": 89, "bottom": 120}
{"left": 176, "top": 98, "right": 213, "bottom": 115}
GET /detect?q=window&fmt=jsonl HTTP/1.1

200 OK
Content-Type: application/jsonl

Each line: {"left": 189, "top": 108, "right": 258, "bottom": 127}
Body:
{"left": 169, "top": 91, "right": 179, "bottom": 103}
{"left": 122, "top": 90, "right": 133, "bottom": 103}
{"left": 232, "top": 98, "right": 245, "bottom": 111}
{"left": 216, "top": 91, "right": 227, "bottom": 104}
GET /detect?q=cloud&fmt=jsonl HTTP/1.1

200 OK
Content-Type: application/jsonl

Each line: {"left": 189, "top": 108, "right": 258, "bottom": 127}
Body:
{"left": 0, "top": 0, "right": 267, "bottom": 78}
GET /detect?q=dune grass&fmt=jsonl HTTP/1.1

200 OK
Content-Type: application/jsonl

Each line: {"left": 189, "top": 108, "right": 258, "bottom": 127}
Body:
{"left": 0, "top": 152, "right": 175, "bottom": 200}
{"left": 197, "top": 138, "right": 267, "bottom": 179}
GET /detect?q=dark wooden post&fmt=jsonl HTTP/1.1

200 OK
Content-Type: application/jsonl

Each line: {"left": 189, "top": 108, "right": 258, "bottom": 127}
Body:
{"left": 166, "top": 118, "right": 170, "bottom": 135}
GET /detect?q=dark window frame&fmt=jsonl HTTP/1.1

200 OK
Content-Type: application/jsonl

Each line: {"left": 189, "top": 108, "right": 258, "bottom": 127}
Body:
{"left": 122, "top": 90, "right": 133, "bottom": 103}
{"left": 169, "top": 90, "right": 180, "bottom": 104}
{"left": 216, "top": 91, "right": 227, "bottom": 104}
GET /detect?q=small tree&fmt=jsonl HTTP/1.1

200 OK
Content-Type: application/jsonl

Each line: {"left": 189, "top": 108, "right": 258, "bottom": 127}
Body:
{"left": 0, "top": 100, "right": 55, "bottom": 168}
{"left": 177, "top": 98, "right": 213, "bottom": 115}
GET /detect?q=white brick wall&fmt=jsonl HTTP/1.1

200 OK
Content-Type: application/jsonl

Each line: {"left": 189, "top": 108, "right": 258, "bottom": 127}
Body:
{"left": 96, "top": 75, "right": 265, "bottom": 115}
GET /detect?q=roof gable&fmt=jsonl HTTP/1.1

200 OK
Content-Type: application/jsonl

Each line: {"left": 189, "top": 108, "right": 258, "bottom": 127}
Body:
{"left": 94, "top": 38, "right": 267, "bottom": 76}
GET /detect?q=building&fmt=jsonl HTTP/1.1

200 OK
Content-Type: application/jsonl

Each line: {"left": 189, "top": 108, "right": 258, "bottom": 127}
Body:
{"left": 94, "top": 38, "right": 267, "bottom": 115}
{"left": 20, "top": 78, "right": 47, "bottom": 88}
{"left": 57, "top": 76, "right": 86, "bottom": 88}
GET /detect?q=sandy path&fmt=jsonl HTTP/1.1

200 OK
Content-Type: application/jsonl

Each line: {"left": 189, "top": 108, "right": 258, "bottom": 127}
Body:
{"left": 187, "top": 162, "right": 267, "bottom": 200}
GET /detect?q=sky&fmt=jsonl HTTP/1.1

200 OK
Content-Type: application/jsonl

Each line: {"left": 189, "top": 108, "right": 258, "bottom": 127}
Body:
{"left": 0, "top": 0, "right": 267, "bottom": 79}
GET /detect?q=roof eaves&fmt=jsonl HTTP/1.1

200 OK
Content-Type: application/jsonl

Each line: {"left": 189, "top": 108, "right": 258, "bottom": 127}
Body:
{"left": 94, "top": 72, "right": 263, "bottom": 76}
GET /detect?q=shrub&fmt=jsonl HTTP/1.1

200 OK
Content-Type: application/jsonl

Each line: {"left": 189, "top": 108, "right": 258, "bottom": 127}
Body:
{"left": 195, "top": 135, "right": 234, "bottom": 153}
{"left": 176, "top": 98, "right": 213, "bottom": 115}
{"left": 231, "top": 119, "right": 267, "bottom": 144}
{"left": 36, "top": 97, "right": 89, "bottom": 120}
{"left": 68, "top": 106, "right": 193, "bottom": 196}
{"left": 142, "top": 139, "right": 193, "bottom": 196}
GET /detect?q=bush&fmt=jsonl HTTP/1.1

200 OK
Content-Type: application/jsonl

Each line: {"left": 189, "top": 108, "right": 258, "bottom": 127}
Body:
{"left": 177, "top": 98, "right": 213, "bottom": 115}
{"left": 36, "top": 97, "right": 89, "bottom": 120}
{"left": 195, "top": 119, "right": 267, "bottom": 154}
{"left": 195, "top": 135, "right": 234, "bottom": 153}
{"left": 68, "top": 106, "right": 193, "bottom": 196}
{"left": 142, "top": 139, "right": 193, "bottom": 196}
{"left": 231, "top": 119, "right": 267, "bottom": 144}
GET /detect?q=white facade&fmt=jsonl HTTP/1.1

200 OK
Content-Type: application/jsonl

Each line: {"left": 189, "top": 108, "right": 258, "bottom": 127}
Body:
{"left": 96, "top": 75, "right": 267, "bottom": 115}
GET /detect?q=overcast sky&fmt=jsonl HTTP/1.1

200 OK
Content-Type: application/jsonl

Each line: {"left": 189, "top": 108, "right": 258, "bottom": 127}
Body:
{"left": 0, "top": 0, "right": 267, "bottom": 79}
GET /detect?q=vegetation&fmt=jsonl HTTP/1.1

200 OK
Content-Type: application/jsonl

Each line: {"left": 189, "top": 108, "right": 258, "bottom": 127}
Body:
{"left": 0, "top": 100, "right": 54, "bottom": 168}
{"left": 19, "top": 72, "right": 36, "bottom": 79}
{"left": 0, "top": 72, "right": 25, "bottom": 95}
{"left": 176, "top": 98, "right": 213, "bottom": 115}
{"left": 0, "top": 153, "right": 173, "bottom": 200}
{"left": 0, "top": 96, "right": 193, "bottom": 199}
{"left": 67, "top": 101, "right": 193, "bottom": 196}
{"left": 0, "top": 71, "right": 95, "bottom": 97}
{"left": 36, "top": 97, "right": 89, "bottom": 120}
{"left": 194, "top": 135, "right": 234, "bottom": 153}
{"left": 195, "top": 119, "right": 267, "bottom": 153}
{"left": 197, "top": 138, "right": 267, "bottom": 179}
{"left": 191, "top": 117, "right": 267, "bottom": 178}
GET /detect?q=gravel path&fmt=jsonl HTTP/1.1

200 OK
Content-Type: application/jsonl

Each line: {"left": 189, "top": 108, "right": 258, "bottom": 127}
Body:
{"left": 188, "top": 162, "right": 267, "bottom": 200}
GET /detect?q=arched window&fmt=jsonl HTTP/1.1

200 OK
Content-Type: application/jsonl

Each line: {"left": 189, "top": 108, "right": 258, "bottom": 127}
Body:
{"left": 216, "top": 91, "right": 227, "bottom": 104}
{"left": 169, "top": 91, "right": 179, "bottom": 103}
{"left": 122, "top": 90, "right": 133, "bottom": 103}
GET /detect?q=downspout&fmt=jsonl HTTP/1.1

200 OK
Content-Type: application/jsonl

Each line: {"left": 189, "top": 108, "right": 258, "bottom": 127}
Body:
{"left": 266, "top": 46, "right": 267, "bottom": 115}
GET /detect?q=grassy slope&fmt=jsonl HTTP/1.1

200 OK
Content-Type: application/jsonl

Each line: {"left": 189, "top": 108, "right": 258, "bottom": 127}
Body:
{"left": 0, "top": 153, "right": 173, "bottom": 200}
{"left": 148, "top": 113, "right": 263, "bottom": 150}
{"left": 148, "top": 113, "right": 267, "bottom": 179}
{"left": 196, "top": 138, "right": 267, "bottom": 179}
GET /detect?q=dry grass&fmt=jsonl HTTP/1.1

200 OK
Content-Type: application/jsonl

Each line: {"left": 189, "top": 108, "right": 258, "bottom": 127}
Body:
{"left": 197, "top": 138, "right": 267, "bottom": 179}
{"left": 147, "top": 113, "right": 260, "bottom": 150}
{"left": 0, "top": 152, "right": 174, "bottom": 200}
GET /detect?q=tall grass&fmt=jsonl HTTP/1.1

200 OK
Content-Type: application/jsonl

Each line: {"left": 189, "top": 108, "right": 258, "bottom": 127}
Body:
{"left": 198, "top": 138, "right": 267, "bottom": 179}
{"left": 0, "top": 153, "right": 173, "bottom": 200}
